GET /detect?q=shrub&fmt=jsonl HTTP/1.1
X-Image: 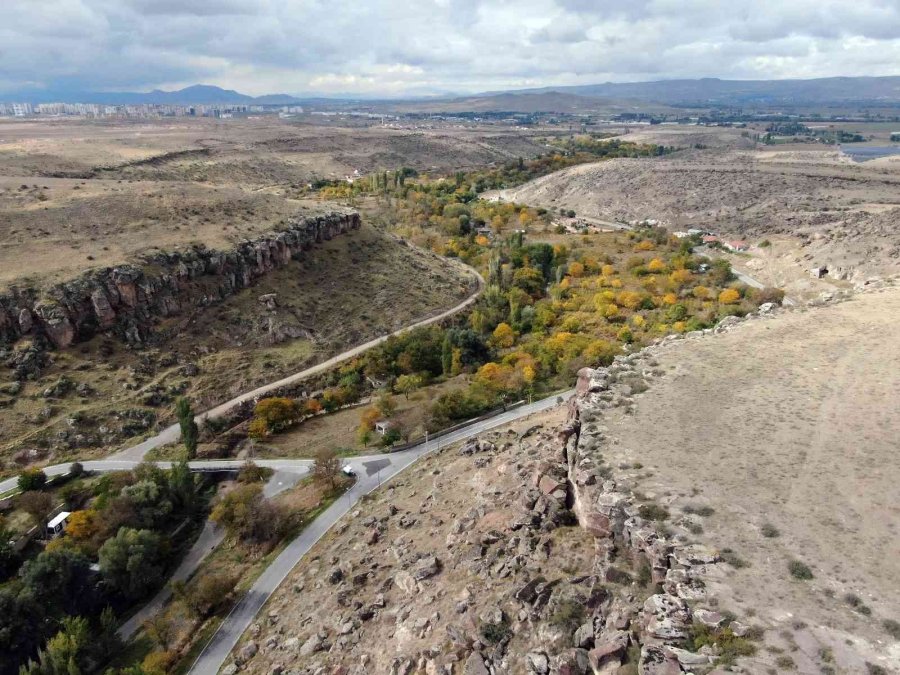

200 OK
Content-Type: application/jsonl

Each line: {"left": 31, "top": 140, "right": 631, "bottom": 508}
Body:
{"left": 788, "top": 560, "right": 814, "bottom": 580}
{"left": 761, "top": 523, "right": 780, "bottom": 538}
{"left": 720, "top": 548, "right": 749, "bottom": 569}
{"left": 638, "top": 503, "right": 669, "bottom": 521}
{"left": 17, "top": 469, "right": 47, "bottom": 492}
{"left": 682, "top": 504, "right": 715, "bottom": 517}
{"left": 882, "top": 619, "right": 900, "bottom": 639}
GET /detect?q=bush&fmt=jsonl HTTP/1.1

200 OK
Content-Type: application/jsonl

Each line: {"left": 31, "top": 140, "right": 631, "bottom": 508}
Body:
{"left": 18, "top": 469, "right": 47, "bottom": 492}
{"left": 550, "top": 598, "right": 586, "bottom": 633}
{"left": 882, "top": 619, "right": 900, "bottom": 639}
{"left": 788, "top": 560, "right": 814, "bottom": 580}
{"left": 761, "top": 523, "right": 780, "bottom": 538}
{"left": 638, "top": 503, "right": 669, "bottom": 521}
{"left": 69, "top": 462, "right": 84, "bottom": 478}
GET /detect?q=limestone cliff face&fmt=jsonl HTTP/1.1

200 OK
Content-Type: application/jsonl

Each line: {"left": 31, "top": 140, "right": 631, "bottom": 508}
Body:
{"left": 0, "top": 211, "right": 360, "bottom": 350}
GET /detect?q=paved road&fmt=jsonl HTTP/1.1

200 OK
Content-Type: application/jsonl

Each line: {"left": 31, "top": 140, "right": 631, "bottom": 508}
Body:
{"left": 118, "top": 468, "right": 310, "bottom": 640}
{"left": 108, "top": 263, "right": 484, "bottom": 462}
{"left": 188, "top": 391, "right": 572, "bottom": 674}
{"left": 0, "top": 459, "right": 316, "bottom": 495}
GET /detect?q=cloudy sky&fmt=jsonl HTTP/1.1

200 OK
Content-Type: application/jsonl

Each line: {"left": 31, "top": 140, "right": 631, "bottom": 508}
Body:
{"left": 2, "top": 0, "right": 900, "bottom": 96}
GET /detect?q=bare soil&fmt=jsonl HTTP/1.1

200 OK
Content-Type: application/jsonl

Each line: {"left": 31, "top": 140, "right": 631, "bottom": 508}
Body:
{"left": 598, "top": 286, "right": 900, "bottom": 673}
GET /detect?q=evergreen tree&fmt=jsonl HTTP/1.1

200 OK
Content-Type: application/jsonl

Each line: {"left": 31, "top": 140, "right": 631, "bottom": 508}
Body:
{"left": 175, "top": 397, "right": 199, "bottom": 458}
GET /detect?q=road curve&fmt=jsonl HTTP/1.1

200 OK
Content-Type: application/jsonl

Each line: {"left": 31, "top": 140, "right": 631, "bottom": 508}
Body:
{"left": 188, "top": 391, "right": 571, "bottom": 675}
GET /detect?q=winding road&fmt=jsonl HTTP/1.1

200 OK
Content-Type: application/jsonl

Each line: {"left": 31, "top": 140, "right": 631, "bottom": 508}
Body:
{"left": 188, "top": 390, "right": 571, "bottom": 675}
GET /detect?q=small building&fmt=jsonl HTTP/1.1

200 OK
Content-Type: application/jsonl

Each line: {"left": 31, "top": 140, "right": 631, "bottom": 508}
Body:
{"left": 374, "top": 420, "right": 396, "bottom": 436}
{"left": 673, "top": 231, "right": 691, "bottom": 239}
{"left": 724, "top": 240, "right": 749, "bottom": 252}
{"left": 810, "top": 266, "right": 829, "bottom": 279}
{"left": 475, "top": 227, "right": 493, "bottom": 239}
{"left": 687, "top": 228, "right": 705, "bottom": 236}
{"left": 702, "top": 235, "right": 720, "bottom": 244}
{"left": 47, "top": 511, "right": 71, "bottom": 538}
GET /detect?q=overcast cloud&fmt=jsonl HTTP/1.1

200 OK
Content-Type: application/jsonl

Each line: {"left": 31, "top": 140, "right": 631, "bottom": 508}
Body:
{"left": 1, "top": 0, "right": 899, "bottom": 96}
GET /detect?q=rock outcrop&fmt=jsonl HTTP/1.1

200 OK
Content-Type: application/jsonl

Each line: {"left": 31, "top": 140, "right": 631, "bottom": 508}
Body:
{"left": 0, "top": 211, "right": 360, "bottom": 350}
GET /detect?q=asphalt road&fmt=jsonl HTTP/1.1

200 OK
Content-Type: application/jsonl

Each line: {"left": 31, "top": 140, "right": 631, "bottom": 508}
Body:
{"left": 118, "top": 468, "right": 310, "bottom": 640}
{"left": 188, "top": 391, "right": 572, "bottom": 674}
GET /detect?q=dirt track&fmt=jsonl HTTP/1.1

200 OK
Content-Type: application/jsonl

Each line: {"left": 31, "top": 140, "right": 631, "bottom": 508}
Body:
{"left": 600, "top": 286, "right": 900, "bottom": 672}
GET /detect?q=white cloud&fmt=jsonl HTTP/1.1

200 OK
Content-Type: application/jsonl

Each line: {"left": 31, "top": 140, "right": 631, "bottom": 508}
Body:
{"left": 0, "top": 0, "right": 898, "bottom": 95}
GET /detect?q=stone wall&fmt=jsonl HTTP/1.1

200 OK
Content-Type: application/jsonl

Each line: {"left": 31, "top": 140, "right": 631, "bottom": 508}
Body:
{"left": 0, "top": 211, "right": 360, "bottom": 350}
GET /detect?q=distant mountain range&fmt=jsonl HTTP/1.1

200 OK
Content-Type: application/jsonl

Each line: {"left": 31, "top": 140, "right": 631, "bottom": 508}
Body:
{"left": 496, "top": 76, "right": 900, "bottom": 107}
{"left": 2, "top": 84, "right": 303, "bottom": 105}
{"left": 5, "top": 76, "right": 900, "bottom": 109}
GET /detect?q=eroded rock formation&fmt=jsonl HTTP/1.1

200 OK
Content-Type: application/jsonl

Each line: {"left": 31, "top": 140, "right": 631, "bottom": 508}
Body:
{"left": 0, "top": 211, "right": 360, "bottom": 350}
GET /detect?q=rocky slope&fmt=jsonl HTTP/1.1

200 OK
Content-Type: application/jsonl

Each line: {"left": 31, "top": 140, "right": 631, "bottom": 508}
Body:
{"left": 227, "top": 328, "right": 784, "bottom": 674}
{"left": 0, "top": 210, "right": 360, "bottom": 354}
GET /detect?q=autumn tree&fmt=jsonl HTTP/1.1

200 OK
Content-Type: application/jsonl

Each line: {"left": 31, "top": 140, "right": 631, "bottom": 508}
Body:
{"left": 491, "top": 322, "right": 516, "bottom": 348}
{"left": 718, "top": 288, "right": 741, "bottom": 304}
{"left": 252, "top": 397, "right": 299, "bottom": 435}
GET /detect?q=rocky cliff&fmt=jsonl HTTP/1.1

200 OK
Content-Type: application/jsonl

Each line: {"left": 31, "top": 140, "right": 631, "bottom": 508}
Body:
{"left": 0, "top": 211, "right": 360, "bottom": 352}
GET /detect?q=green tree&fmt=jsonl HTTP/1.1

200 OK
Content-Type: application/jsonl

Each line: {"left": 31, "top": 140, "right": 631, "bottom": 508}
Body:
{"left": 175, "top": 398, "right": 199, "bottom": 459}
{"left": 19, "top": 616, "right": 89, "bottom": 675}
{"left": 441, "top": 334, "right": 453, "bottom": 376}
{"left": 17, "top": 469, "right": 47, "bottom": 492}
{"left": 20, "top": 549, "right": 97, "bottom": 617}
{"left": 98, "top": 528, "right": 165, "bottom": 600}
{"left": 394, "top": 374, "right": 423, "bottom": 400}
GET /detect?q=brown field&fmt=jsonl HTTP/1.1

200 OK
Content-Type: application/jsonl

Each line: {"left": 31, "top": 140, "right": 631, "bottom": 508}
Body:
{"left": 499, "top": 126, "right": 900, "bottom": 285}
{"left": 598, "top": 286, "right": 900, "bottom": 672}
{"left": 0, "top": 116, "right": 549, "bottom": 288}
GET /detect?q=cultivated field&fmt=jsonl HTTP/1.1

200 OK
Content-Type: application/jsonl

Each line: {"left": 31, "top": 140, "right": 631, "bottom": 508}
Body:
{"left": 598, "top": 286, "right": 900, "bottom": 672}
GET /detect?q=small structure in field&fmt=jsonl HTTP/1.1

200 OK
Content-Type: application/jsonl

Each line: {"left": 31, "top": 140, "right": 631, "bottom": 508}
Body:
{"left": 374, "top": 420, "right": 396, "bottom": 436}
{"left": 724, "top": 240, "right": 749, "bottom": 252}
{"left": 702, "top": 235, "right": 720, "bottom": 244}
{"left": 810, "top": 266, "right": 829, "bottom": 279}
{"left": 47, "top": 511, "right": 71, "bottom": 538}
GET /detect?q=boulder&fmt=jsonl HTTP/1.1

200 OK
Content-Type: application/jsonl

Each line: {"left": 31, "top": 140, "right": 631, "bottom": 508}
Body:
{"left": 525, "top": 651, "right": 549, "bottom": 674}
{"left": 464, "top": 652, "right": 490, "bottom": 675}
{"left": 412, "top": 555, "right": 441, "bottom": 580}
{"left": 588, "top": 630, "right": 629, "bottom": 671}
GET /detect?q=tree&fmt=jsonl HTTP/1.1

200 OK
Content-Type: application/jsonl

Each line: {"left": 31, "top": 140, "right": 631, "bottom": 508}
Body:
{"left": 143, "top": 611, "right": 176, "bottom": 650}
{"left": 0, "top": 588, "right": 43, "bottom": 672}
{"left": 18, "top": 469, "right": 47, "bottom": 492}
{"left": 17, "top": 491, "right": 54, "bottom": 529}
{"left": 175, "top": 398, "right": 199, "bottom": 459}
{"left": 313, "top": 448, "right": 342, "bottom": 490}
{"left": 718, "top": 288, "right": 741, "bottom": 304}
{"left": 491, "top": 322, "right": 516, "bottom": 348}
{"left": 394, "top": 374, "right": 423, "bottom": 400}
{"left": 171, "top": 571, "right": 238, "bottom": 618}
{"left": 256, "top": 397, "right": 299, "bottom": 428}
{"left": 60, "top": 510, "right": 103, "bottom": 555}
{"left": 303, "top": 399, "right": 323, "bottom": 416}
{"left": 375, "top": 392, "right": 397, "bottom": 418}
{"left": 18, "top": 616, "right": 89, "bottom": 675}
{"left": 98, "top": 528, "right": 166, "bottom": 600}
{"left": 210, "top": 484, "right": 282, "bottom": 543}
